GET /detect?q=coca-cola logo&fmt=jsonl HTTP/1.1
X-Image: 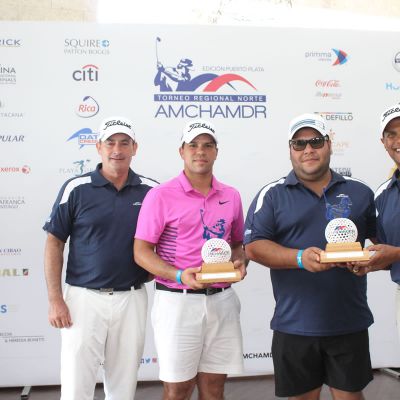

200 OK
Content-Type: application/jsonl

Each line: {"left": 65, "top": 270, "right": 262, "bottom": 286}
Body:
{"left": 315, "top": 80, "right": 340, "bottom": 88}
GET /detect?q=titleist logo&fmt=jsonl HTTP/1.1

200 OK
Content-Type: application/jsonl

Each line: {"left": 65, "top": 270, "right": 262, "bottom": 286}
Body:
{"left": 382, "top": 107, "right": 400, "bottom": 122}
{"left": 104, "top": 119, "right": 131, "bottom": 130}
{"left": 187, "top": 122, "right": 215, "bottom": 134}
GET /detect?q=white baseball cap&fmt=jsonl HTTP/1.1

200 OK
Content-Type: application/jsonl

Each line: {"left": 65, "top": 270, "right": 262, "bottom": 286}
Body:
{"left": 380, "top": 103, "right": 400, "bottom": 137}
{"left": 288, "top": 113, "right": 327, "bottom": 140}
{"left": 181, "top": 119, "right": 218, "bottom": 145}
{"left": 98, "top": 116, "right": 135, "bottom": 142}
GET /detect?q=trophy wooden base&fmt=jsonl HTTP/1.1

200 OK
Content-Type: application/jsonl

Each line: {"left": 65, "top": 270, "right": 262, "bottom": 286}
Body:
{"left": 196, "top": 261, "right": 241, "bottom": 283}
{"left": 320, "top": 242, "right": 370, "bottom": 263}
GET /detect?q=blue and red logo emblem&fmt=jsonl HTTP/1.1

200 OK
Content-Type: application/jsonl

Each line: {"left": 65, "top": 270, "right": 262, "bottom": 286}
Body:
{"left": 153, "top": 37, "right": 267, "bottom": 119}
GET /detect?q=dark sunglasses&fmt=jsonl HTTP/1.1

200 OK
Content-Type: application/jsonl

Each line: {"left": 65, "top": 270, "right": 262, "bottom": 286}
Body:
{"left": 289, "top": 135, "right": 329, "bottom": 151}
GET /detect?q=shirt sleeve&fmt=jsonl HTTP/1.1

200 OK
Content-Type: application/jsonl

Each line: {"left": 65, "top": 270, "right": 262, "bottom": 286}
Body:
{"left": 366, "top": 188, "right": 377, "bottom": 240}
{"left": 375, "top": 194, "right": 386, "bottom": 243}
{"left": 135, "top": 187, "right": 165, "bottom": 244}
{"left": 42, "top": 181, "right": 74, "bottom": 242}
{"left": 230, "top": 190, "right": 244, "bottom": 244}
{"left": 244, "top": 187, "right": 276, "bottom": 245}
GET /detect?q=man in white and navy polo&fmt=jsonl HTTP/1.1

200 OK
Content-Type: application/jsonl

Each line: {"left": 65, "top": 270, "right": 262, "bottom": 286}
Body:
{"left": 359, "top": 103, "right": 400, "bottom": 343}
{"left": 244, "top": 113, "right": 376, "bottom": 400}
{"left": 43, "top": 116, "right": 157, "bottom": 400}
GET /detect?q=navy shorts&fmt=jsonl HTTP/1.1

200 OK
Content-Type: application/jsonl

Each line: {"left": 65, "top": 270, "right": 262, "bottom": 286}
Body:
{"left": 272, "top": 330, "right": 373, "bottom": 397}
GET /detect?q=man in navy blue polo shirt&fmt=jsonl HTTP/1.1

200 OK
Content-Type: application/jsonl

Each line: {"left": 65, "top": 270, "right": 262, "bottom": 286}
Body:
{"left": 244, "top": 113, "right": 376, "bottom": 400}
{"left": 43, "top": 116, "right": 157, "bottom": 400}
{"left": 358, "top": 104, "right": 400, "bottom": 343}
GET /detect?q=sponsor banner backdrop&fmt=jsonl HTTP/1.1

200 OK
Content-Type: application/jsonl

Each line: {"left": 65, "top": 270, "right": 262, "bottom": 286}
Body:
{"left": 0, "top": 22, "right": 400, "bottom": 386}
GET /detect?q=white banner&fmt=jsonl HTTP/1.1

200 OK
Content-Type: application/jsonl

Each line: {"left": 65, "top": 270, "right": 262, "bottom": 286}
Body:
{"left": 1, "top": 22, "right": 400, "bottom": 386}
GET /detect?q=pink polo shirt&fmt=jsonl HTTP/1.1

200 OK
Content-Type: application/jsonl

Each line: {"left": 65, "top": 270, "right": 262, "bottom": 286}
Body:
{"left": 135, "top": 171, "right": 244, "bottom": 289}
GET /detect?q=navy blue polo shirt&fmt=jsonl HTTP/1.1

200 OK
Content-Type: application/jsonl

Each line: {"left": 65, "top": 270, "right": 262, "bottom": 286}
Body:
{"left": 244, "top": 170, "right": 376, "bottom": 336}
{"left": 375, "top": 170, "right": 400, "bottom": 284}
{"left": 43, "top": 163, "right": 158, "bottom": 289}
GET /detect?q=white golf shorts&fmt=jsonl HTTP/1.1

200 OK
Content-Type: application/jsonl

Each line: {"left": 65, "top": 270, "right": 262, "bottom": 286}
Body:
{"left": 151, "top": 286, "right": 244, "bottom": 382}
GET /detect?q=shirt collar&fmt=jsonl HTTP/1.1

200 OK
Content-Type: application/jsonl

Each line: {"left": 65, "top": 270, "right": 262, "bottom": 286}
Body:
{"left": 388, "top": 168, "right": 400, "bottom": 189}
{"left": 178, "top": 171, "right": 222, "bottom": 193}
{"left": 91, "top": 163, "right": 141, "bottom": 187}
{"left": 284, "top": 169, "right": 346, "bottom": 188}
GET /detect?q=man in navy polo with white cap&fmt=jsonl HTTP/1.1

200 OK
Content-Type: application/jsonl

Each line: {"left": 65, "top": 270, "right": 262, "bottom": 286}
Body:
{"left": 357, "top": 103, "right": 400, "bottom": 343}
{"left": 43, "top": 116, "right": 157, "bottom": 400}
{"left": 244, "top": 113, "right": 376, "bottom": 399}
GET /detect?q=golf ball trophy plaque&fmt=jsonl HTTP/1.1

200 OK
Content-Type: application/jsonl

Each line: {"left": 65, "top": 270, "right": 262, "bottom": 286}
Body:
{"left": 196, "top": 238, "right": 241, "bottom": 283}
{"left": 320, "top": 218, "right": 370, "bottom": 263}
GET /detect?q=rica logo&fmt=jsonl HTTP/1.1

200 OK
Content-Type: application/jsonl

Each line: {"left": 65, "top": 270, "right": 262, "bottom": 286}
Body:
{"left": 72, "top": 65, "right": 99, "bottom": 82}
{"left": 154, "top": 37, "right": 257, "bottom": 92}
{"left": 76, "top": 96, "right": 99, "bottom": 118}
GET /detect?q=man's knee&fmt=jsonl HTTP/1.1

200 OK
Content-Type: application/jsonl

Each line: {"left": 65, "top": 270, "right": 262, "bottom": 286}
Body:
{"left": 197, "top": 373, "right": 226, "bottom": 400}
{"left": 163, "top": 379, "right": 196, "bottom": 400}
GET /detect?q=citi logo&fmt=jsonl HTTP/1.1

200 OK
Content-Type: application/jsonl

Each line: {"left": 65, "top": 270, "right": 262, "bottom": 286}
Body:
{"left": 72, "top": 64, "right": 99, "bottom": 82}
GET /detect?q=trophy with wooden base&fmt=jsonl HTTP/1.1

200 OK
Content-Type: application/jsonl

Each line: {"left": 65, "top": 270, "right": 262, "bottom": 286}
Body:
{"left": 196, "top": 238, "right": 241, "bottom": 283}
{"left": 320, "top": 218, "right": 370, "bottom": 263}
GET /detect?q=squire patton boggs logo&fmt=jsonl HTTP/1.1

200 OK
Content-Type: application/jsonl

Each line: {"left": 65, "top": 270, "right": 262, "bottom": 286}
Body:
{"left": 305, "top": 49, "right": 348, "bottom": 65}
{"left": 76, "top": 96, "right": 99, "bottom": 118}
{"left": 72, "top": 65, "right": 99, "bottom": 82}
{"left": 153, "top": 37, "right": 267, "bottom": 119}
{"left": 67, "top": 128, "right": 98, "bottom": 148}
{"left": 64, "top": 38, "right": 110, "bottom": 55}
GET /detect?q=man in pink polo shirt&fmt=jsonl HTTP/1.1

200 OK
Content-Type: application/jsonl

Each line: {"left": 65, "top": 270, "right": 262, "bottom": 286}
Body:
{"left": 134, "top": 119, "right": 246, "bottom": 400}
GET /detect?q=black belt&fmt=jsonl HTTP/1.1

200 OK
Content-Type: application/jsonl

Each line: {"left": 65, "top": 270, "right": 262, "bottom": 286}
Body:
{"left": 155, "top": 282, "right": 230, "bottom": 296}
{"left": 89, "top": 282, "right": 143, "bottom": 294}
